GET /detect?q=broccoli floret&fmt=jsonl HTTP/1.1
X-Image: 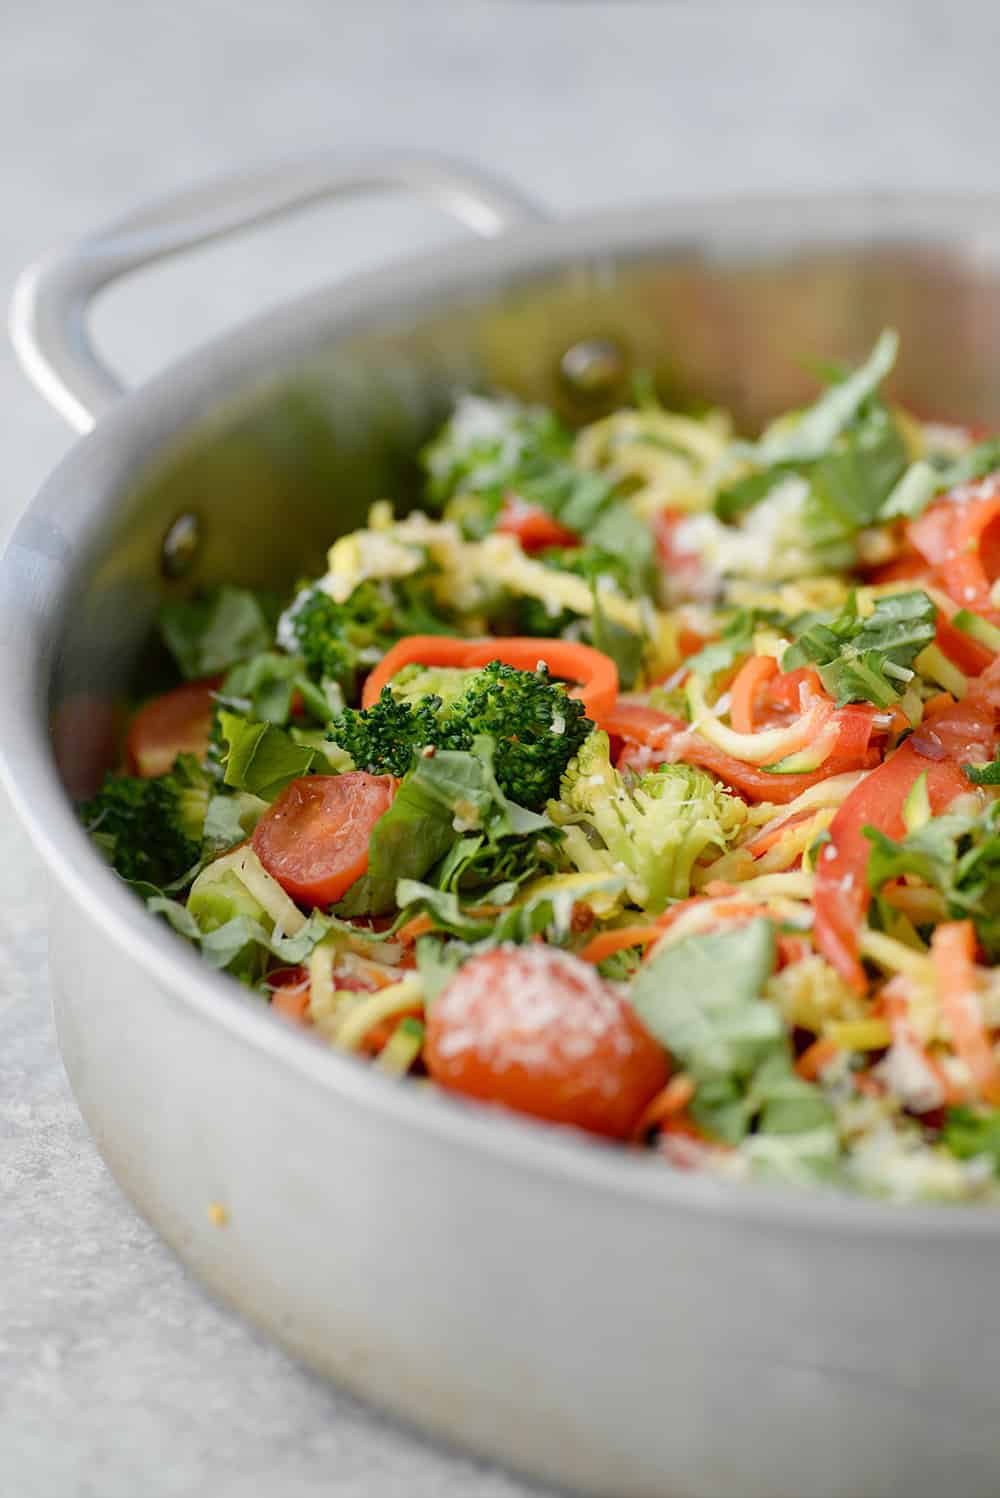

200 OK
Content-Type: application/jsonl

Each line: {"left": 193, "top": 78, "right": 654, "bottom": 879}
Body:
{"left": 284, "top": 582, "right": 395, "bottom": 696}
{"left": 437, "top": 660, "right": 590, "bottom": 811}
{"left": 80, "top": 754, "right": 211, "bottom": 887}
{"left": 549, "top": 731, "right": 746, "bottom": 913}
{"left": 388, "top": 663, "right": 477, "bottom": 709}
{"left": 283, "top": 580, "right": 448, "bottom": 700}
{"left": 329, "top": 660, "right": 591, "bottom": 808}
{"left": 328, "top": 687, "right": 443, "bottom": 777}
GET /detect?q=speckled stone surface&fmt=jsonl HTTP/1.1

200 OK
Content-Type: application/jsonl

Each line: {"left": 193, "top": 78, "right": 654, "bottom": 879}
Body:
{"left": 5, "top": 4, "right": 1000, "bottom": 1494}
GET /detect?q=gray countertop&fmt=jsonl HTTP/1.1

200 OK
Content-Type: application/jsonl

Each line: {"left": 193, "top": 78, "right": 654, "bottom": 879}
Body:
{"left": 5, "top": 4, "right": 1000, "bottom": 1494}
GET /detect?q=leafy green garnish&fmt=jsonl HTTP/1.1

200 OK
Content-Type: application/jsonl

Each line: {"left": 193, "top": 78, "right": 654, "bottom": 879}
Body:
{"left": 396, "top": 870, "right": 623, "bottom": 945}
{"left": 631, "top": 920, "right": 836, "bottom": 1169}
{"left": 683, "top": 608, "right": 783, "bottom": 681}
{"left": 217, "top": 711, "right": 332, "bottom": 800}
{"left": 881, "top": 438, "right": 1000, "bottom": 521}
{"left": 732, "top": 330, "right": 899, "bottom": 468}
{"left": 334, "top": 739, "right": 554, "bottom": 918}
{"left": 964, "top": 754, "right": 1000, "bottom": 786}
{"left": 712, "top": 335, "right": 907, "bottom": 569}
{"left": 941, "top": 1107, "right": 1000, "bottom": 1173}
{"left": 159, "top": 586, "right": 276, "bottom": 680}
{"left": 865, "top": 801, "right": 1000, "bottom": 958}
{"left": 215, "top": 651, "right": 337, "bottom": 728}
{"left": 782, "top": 589, "right": 936, "bottom": 707}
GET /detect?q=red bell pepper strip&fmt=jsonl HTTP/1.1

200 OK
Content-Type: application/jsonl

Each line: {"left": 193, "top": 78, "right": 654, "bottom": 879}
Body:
{"left": 812, "top": 741, "right": 970, "bottom": 993}
{"left": 362, "top": 635, "right": 620, "bottom": 721}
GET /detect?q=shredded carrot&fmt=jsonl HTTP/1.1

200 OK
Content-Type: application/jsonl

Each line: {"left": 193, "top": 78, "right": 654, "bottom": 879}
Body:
{"left": 777, "top": 934, "right": 811, "bottom": 968}
{"left": 729, "top": 654, "right": 779, "bottom": 733}
{"left": 579, "top": 926, "right": 665, "bottom": 964}
{"left": 361, "top": 1005, "right": 425, "bottom": 1056}
{"left": 931, "top": 920, "right": 1000, "bottom": 1104}
{"left": 630, "top": 1074, "right": 697, "bottom": 1141}
{"left": 271, "top": 980, "right": 311, "bottom": 1024}
{"left": 923, "top": 691, "right": 956, "bottom": 719}
{"left": 397, "top": 912, "right": 434, "bottom": 944}
{"left": 795, "top": 1035, "right": 840, "bottom": 1081}
{"left": 748, "top": 811, "right": 813, "bottom": 858}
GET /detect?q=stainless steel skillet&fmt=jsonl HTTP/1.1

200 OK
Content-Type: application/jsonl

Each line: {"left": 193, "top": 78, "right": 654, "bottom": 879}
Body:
{"left": 5, "top": 152, "right": 1000, "bottom": 1498}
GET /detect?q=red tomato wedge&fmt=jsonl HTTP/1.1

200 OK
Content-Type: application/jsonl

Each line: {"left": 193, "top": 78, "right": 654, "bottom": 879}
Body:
{"left": 425, "top": 945, "right": 668, "bottom": 1140}
{"left": 603, "top": 702, "right": 877, "bottom": 805}
{"left": 496, "top": 495, "right": 580, "bottom": 551}
{"left": 126, "top": 679, "right": 219, "bottom": 778}
{"left": 361, "top": 635, "right": 619, "bottom": 721}
{"left": 813, "top": 659, "right": 1000, "bottom": 995}
{"left": 252, "top": 773, "right": 398, "bottom": 908}
{"left": 910, "top": 477, "right": 1000, "bottom": 621}
{"left": 812, "top": 740, "right": 971, "bottom": 992}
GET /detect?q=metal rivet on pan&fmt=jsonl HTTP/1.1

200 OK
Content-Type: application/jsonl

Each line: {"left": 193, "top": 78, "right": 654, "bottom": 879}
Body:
{"left": 559, "top": 336, "right": 628, "bottom": 400}
{"left": 161, "top": 512, "right": 200, "bottom": 579}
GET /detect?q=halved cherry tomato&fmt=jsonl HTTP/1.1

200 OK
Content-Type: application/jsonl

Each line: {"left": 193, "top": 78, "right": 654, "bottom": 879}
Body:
{"left": 362, "top": 635, "right": 619, "bottom": 721}
{"left": 496, "top": 495, "right": 580, "bottom": 551}
{"left": 126, "top": 678, "right": 219, "bottom": 778}
{"left": 424, "top": 944, "right": 668, "bottom": 1140}
{"left": 813, "top": 741, "right": 971, "bottom": 992}
{"left": 252, "top": 773, "right": 398, "bottom": 908}
{"left": 603, "top": 702, "right": 877, "bottom": 805}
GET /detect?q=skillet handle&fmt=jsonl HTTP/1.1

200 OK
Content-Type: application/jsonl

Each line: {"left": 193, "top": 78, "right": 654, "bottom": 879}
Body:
{"left": 9, "top": 152, "right": 544, "bottom": 434}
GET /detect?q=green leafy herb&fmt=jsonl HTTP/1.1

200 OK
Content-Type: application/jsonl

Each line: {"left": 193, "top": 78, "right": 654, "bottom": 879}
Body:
{"left": 731, "top": 330, "right": 899, "bottom": 468}
{"left": 631, "top": 919, "right": 780, "bottom": 1086}
{"left": 631, "top": 920, "right": 835, "bottom": 1166}
{"left": 865, "top": 801, "right": 1000, "bottom": 958}
{"left": 964, "top": 754, "right": 1000, "bottom": 786}
{"left": 217, "top": 711, "right": 332, "bottom": 801}
{"left": 215, "top": 651, "right": 338, "bottom": 728}
{"left": 333, "top": 744, "right": 508, "bottom": 917}
{"left": 159, "top": 586, "right": 276, "bottom": 680}
{"left": 881, "top": 438, "right": 1000, "bottom": 521}
{"left": 683, "top": 608, "right": 777, "bottom": 682}
{"left": 782, "top": 589, "right": 936, "bottom": 707}
{"left": 941, "top": 1107, "right": 1000, "bottom": 1173}
{"left": 588, "top": 587, "right": 646, "bottom": 692}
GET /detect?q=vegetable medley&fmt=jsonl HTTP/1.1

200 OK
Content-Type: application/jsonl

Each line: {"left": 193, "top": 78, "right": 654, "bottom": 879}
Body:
{"left": 83, "top": 330, "right": 1000, "bottom": 1201}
